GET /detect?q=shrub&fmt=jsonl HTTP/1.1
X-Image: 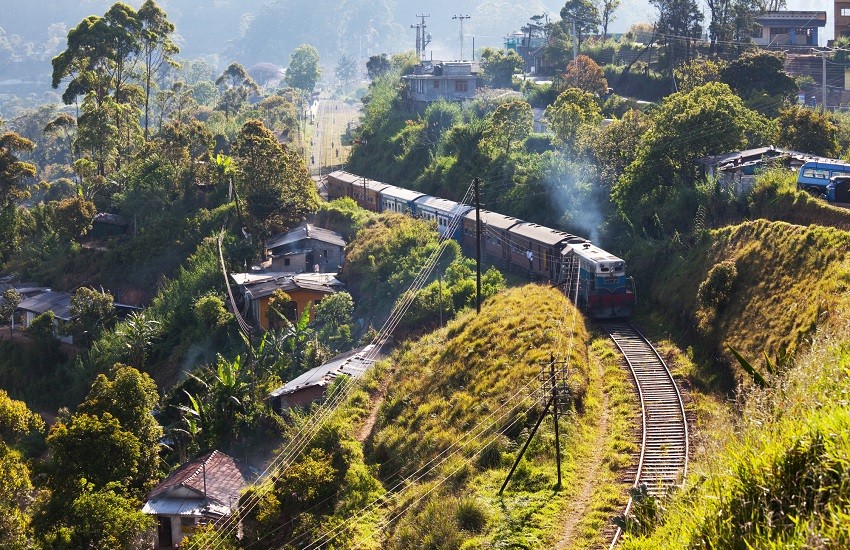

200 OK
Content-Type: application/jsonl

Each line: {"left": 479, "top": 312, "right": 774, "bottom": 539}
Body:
{"left": 697, "top": 260, "right": 737, "bottom": 308}
{"left": 456, "top": 496, "right": 488, "bottom": 533}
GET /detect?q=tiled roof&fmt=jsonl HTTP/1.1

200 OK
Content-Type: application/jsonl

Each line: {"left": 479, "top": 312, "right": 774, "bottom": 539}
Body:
{"left": 146, "top": 450, "right": 252, "bottom": 508}
{"left": 17, "top": 291, "right": 74, "bottom": 320}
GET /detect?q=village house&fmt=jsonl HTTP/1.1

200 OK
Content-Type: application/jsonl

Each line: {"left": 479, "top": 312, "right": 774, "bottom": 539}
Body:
{"left": 752, "top": 11, "right": 826, "bottom": 47}
{"left": 266, "top": 223, "right": 346, "bottom": 274}
{"left": 231, "top": 272, "right": 345, "bottom": 331}
{"left": 15, "top": 290, "right": 75, "bottom": 344}
{"left": 695, "top": 146, "right": 812, "bottom": 195}
{"left": 90, "top": 212, "right": 129, "bottom": 238}
{"left": 142, "top": 450, "right": 253, "bottom": 549}
{"left": 403, "top": 60, "right": 481, "bottom": 105}
{"left": 267, "top": 344, "right": 377, "bottom": 412}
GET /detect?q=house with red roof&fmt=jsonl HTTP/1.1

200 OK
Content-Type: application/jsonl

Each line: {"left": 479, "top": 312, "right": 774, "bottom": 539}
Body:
{"left": 142, "top": 450, "right": 253, "bottom": 549}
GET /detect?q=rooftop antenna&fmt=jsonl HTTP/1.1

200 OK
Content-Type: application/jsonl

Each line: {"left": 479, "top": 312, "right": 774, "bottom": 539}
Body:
{"left": 453, "top": 14, "right": 471, "bottom": 61}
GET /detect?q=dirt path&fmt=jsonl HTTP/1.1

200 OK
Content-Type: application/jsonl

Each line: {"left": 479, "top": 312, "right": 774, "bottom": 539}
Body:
{"left": 554, "top": 355, "right": 612, "bottom": 549}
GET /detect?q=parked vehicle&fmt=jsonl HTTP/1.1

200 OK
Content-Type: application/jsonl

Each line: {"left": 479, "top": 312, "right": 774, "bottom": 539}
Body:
{"left": 797, "top": 160, "right": 850, "bottom": 199}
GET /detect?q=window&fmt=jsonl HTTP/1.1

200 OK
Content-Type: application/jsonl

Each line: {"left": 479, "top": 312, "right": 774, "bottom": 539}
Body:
{"left": 433, "top": 80, "right": 440, "bottom": 89}
{"left": 284, "top": 258, "right": 290, "bottom": 266}
{"left": 323, "top": 250, "right": 328, "bottom": 258}
{"left": 802, "top": 168, "right": 829, "bottom": 179}
{"left": 770, "top": 27, "right": 788, "bottom": 36}
{"left": 454, "top": 80, "right": 468, "bottom": 92}
{"left": 842, "top": 8, "right": 850, "bottom": 16}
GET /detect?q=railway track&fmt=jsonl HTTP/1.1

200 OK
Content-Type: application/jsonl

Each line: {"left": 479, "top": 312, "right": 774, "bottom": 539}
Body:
{"left": 601, "top": 322, "right": 688, "bottom": 547}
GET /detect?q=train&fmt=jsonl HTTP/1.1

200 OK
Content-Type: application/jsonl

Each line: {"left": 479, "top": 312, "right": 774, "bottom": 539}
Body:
{"left": 325, "top": 170, "right": 635, "bottom": 319}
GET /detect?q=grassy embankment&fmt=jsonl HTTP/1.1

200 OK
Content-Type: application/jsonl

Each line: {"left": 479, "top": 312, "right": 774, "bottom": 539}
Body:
{"left": 620, "top": 190, "right": 850, "bottom": 546}
{"left": 347, "top": 285, "right": 636, "bottom": 549}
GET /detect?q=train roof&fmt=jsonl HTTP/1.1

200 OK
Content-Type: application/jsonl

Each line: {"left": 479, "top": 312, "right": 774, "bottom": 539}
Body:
{"left": 326, "top": 170, "right": 361, "bottom": 184}
{"left": 361, "top": 180, "right": 390, "bottom": 192}
{"left": 414, "top": 196, "right": 473, "bottom": 217}
{"left": 565, "top": 241, "right": 624, "bottom": 263}
{"left": 510, "top": 222, "right": 582, "bottom": 246}
{"left": 462, "top": 209, "right": 521, "bottom": 230}
{"left": 381, "top": 184, "right": 426, "bottom": 202}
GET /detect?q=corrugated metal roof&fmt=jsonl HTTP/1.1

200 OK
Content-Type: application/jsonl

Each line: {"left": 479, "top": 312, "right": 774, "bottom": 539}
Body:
{"left": 269, "top": 344, "right": 377, "bottom": 399}
{"left": 17, "top": 291, "right": 74, "bottom": 320}
{"left": 267, "top": 223, "right": 346, "bottom": 250}
{"left": 239, "top": 273, "right": 345, "bottom": 300}
{"left": 142, "top": 497, "right": 230, "bottom": 517}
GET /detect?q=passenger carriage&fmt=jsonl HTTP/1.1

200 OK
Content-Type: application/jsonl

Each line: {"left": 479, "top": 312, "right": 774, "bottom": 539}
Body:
{"left": 413, "top": 196, "right": 473, "bottom": 240}
{"left": 507, "top": 223, "right": 579, "bottom": 281}
{"left": 461, "top": 209, "right": 521, "bottom": 266}
{"left": 352, "top": 179, "right": 389, "bottom": 212}
{"left": 380, "top": 185, "right": 426, "bottom": 215}
{"left": 325, "top": 170, "right": 359, "bottom": 200}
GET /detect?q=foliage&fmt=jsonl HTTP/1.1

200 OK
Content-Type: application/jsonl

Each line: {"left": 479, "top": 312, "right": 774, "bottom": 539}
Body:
{"left": 674, "top": 58, "right": 726, "bottom": 93}
{"left": 232, "top": 120, "right": 317, "bottom": 249}
{"left": 313, "top": 197, "right": 375, "bottom": 242}
{"left": 51, "top": 195, "right": 96, "bottom": 239}
{"left": 335, "top": 55, "right": 357, "bottom": 87}
{"left": 285, "top": 44, "right": 322, "bottom": 94}
{"left": 0, "top": 289, "right": 22, "bottom": 332}
{"left": 613, "top": 82, "right": 774, "bottom": 235}
{"left": 483, "top": 100, "right": 533, "bottom": 155}
{"left": 719, "top": 50, "right": 796, "bottom": 116}
{"left": 313, "top": 291, "right": 356, "bottom": 354}
{"left": 651, "top": 0, "right": 703, "bottom": 68}
{"left": 545, "top": 87, "right": 602, "bottom": 152}
{"left": 777, "top": 105, "right": 838, "bottom": 158}
{"left": 696, "top": 260, "right": 737, "bottom": 308}
{"left": 68, "top": 287, "right": 115, "bottom": 346}
{"left": 366, "top": 54, "right": 391, "bottom": 80}
{"left": 560, "top": 0, "right": 601, "bottom": 46}
{"left": 561, "top": 55, "right": 608, "bottom": 95}
{"left": 479, "top": 48, "right": 523, "bottom": 88}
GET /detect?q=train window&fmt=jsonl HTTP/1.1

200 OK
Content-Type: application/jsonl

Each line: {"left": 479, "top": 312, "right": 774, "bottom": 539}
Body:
{"left": 832, "top": 171, "right": 850, "bottom": 179}
{"left": 600, "top": 266, "right": 610, "bottom": 272}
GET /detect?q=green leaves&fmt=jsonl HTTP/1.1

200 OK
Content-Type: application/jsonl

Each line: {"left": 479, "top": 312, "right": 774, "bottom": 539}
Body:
{"left": 728, "top": 346, "right": 766, "bottom": 389}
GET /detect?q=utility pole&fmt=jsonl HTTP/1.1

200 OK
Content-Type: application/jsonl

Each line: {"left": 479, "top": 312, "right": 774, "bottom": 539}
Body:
{"left": 453, "top": 14, "right": 471, "bottom": 61}
{"left": 474, "top": 177, "right": 481, "bottom": 314}
{"left": 812, "top": 48, "right": 829, "bottom": 111}
{"left": 412, "top": 14, "right": 431, "bottom": 60}
{"left": 499, "top": 355, "right": 569, "bottom": 495}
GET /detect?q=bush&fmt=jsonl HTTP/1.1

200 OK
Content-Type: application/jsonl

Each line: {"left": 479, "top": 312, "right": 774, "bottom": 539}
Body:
{"left": 456, "top": 496, "right": 488, "bottom": 533}
{"left": 697, "top": 260, "right": 737, "bottom": 308}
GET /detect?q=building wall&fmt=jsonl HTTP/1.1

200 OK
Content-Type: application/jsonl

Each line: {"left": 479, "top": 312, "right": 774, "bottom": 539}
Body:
{"left": 837, "top": 2, "right": 850, "bottom": 38}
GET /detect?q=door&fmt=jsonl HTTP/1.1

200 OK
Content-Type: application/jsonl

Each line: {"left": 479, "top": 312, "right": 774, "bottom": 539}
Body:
{"left": 157, "top": 516, "right": 172, "bottom": 548}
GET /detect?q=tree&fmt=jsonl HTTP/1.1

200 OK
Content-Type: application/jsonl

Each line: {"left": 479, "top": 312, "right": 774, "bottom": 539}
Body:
{"left": 267, "top": 289, "right": 295, "bottom": 329}
{"left": 560, "top": 0, "right": 600, "bottom": 47}
{"left": 483, "top": 100, "right": 534, "bottom": 155}
{"left": 335, "top": 55, "right": 357, "bottom": 87}
{"left": 590, "top": 109, "right": 651, "bottom": 188}
{"left": 674, "top": 58, "right": 727, "bottom": 93}
{"left": 137, "top": 0, "right": 179, "bottom": 140}
{"left": 479, "top": 48, "right": 523, "bottom": 88}
{"left": 51, "top": 195, "right": 96, "bottom": 239}
{"left": 69, "top": 287, "right": 115, "bottom": 346}
{"left": 651, "top": 0, "right": 703, "bottom": 69}
{"left": 215, "top": 62, "right": 260, "bottom": 120}
{"left": 117, "top": 312, "right": 162, "bottom": 371}
{"left": 601, "top": 0, "right": 621, "bottom": 39}
{"left": 313, "top": 291, "right": 355, "bottom": 354}
{"left": 545, "top": 88, "right": 603, "bottom": 152}
{"left": 561, "top": 54, "right": 608, "bottom": 95}
{"left": 366, "top": 54, "right": 390, "bottom": 80}
{"left": 76, "top": 365, "right": 162, "bottom": 495}
{"left": 232, "top": 120, "right": 318, "bottom": 250}
{"left": 0, "top": 289, "right": 21, "bottom": 336}
{"left": 777, "top": 105, "right": 838, "bottom": 158}
{"left": 285, "top": 44, "right": 321, "bottom": 93}
{"left": 0, "top": 131, "right": 36, "bottom": 210}
{"left": 719, "top": 50, "right": 797, "bottom": 116}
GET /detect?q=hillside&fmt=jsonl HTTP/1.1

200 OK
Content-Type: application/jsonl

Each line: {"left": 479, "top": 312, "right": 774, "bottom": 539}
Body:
{"left": 620, "top": 220, "right": 850, "bottom": 547}
{"left": 360, "top": 284, "right": 636, "bottom": 549}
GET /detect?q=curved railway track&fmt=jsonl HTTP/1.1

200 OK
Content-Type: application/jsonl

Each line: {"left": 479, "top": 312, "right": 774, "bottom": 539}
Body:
{"left": 601, "top": 322, "right": 689, "bottom": 548}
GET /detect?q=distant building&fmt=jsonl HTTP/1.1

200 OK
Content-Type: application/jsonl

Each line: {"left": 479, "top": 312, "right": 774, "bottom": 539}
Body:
{"left": 752, "top": 11, "right": 826, "bottom": 47}
{"left": 266, "top": 223, "right": 346, "bottom": 274}
{"left": 837, "top": 1, "right": 850, "bottom": 40}
{"left": 15, "top": 290, "right": 75, "bottom": 344}
{"left": 695, "top": 146, "right": 812, "bottom": 195}
{"left": 504, "top": 30, "right": 548, "bottom": 74}
{"left": 90, "top": 212, "right": 129, "bottom": 238}
{"left": 267, "top": 344, "right": 377, "bottom": 412}
{"left": 143, "top": 450, "right": 253, "bottom": 549}
{"left": 403, "top": 61, "right": 481, "bottom": 104}
{"left": 230, "top": 272, "right": 345, "bottom": 331}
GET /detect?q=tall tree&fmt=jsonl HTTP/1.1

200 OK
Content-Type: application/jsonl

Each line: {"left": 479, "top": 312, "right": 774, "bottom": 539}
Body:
{"left": 483, "top": 100, "right": 534, "bottom": 155}
{"left": 479, "top": 48, "right": 523, "bottom": 88}
{"left": 561, "top": 0, "right": 601, "bottom": 47}
{"left": 335, "top": 55, "right": 357, "bottom": 87}
{"left": 137, "top": 0, "right": 179, "bottom": 140}
{"left": 561, "top": 54, "right": 609, "bottom": 95}
{"left": 232, "top": 120, "right": 318, "bottom": 251}
{"left": 0, "top": 131, "right": 35, "bottom": 262}
{"left": 215, "top": 62, "right": 260, "bottom": 120}
{"left": 545, "top": 88, "right": 603, "bottom": 152}
{"left": 652, "top": 0, "right": 703, "bottom": 71}
{"left": 285, "top": 44, "right": 322, "bottom": 94}
{"left": 366, "top": 54, "right": 390, "bottom": 80}
{"left": 69, "top": 287, "right": 115, "bottom": 346}
{"left": 601, "top": 0, "right": 621, "bottom": 39}
{"left": 777, "top": 105, "right": 838, "bottom": 158}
